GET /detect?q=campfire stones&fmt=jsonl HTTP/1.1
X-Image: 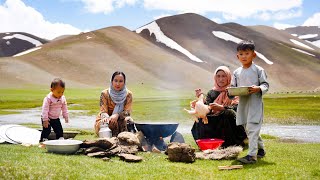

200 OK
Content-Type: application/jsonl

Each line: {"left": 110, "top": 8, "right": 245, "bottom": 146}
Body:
{"left": 118, "top": 132, "right": 140, "bottom": 146}
{"left": 84, "top": 147, "right": 105, "bottom": 155}
{"left": 80, "top": 132, "right": 143, "bottom": 161}
{"left": 136, "top": 131, "right": 149, "bottom": 151}
{"left": 118, "top": 145, "right": 139, "bottom": 154}
{"left": 81, "top": 138, "right": 117, "bottom": 150}
{"left": 118, "top": 153, "right": 143, "bottom": 163}
{"left": 166, "top": 142, "right": 196, "bottom": 163}
{"left": 87, "top": 151, "right": 108, "bottom": 158}
{"left": 105, "top": 146, "right": 122, "bottom": 156}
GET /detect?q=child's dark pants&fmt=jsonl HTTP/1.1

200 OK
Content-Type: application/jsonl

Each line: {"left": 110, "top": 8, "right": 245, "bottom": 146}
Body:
{"left": 40, "top": 118, "right": 63, "bottom": 142}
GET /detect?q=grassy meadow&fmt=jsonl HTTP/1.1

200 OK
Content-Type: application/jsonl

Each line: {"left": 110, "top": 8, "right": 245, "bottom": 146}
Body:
{"left": 0, "top": 88, "right": 320, "bottom": 179}
{"left": 0, "top": 133, "right": 319, "bottom": 179}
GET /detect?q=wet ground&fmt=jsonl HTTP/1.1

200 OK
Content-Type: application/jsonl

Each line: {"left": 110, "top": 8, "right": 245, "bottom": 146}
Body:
{"left": 0, "top": 108, "right": 319, "bottom": 143}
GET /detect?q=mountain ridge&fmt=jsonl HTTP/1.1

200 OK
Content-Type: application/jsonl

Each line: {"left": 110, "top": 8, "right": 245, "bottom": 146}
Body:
{"left": 0, "top": 32, "right": 48, "bottom": 57}
{"left": 136, "top": 13, "right": 320, "bottom": 92}
{"left": 1, "top": 13, "right": 319, "bottom": 92}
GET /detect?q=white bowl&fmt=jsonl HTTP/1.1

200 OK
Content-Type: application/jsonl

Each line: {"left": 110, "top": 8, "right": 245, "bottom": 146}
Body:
{"left": 43, "top": 140, "right": 83, "bottom": 154}
{"left": 227, "top": 86, "right": 250, "bottom": 96}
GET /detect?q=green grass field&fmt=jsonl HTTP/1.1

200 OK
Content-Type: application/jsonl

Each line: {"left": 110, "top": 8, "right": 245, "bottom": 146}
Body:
{"left": 0, "top": 88, "right": 320, "bottom": 179}
{"left": 0, "top": 133, "right": 319, "bottom": 179}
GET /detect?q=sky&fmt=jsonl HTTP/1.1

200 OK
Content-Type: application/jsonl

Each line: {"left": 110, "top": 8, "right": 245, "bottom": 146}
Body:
{"left": 0, "top": 0, "right": 319, "bottom": 40}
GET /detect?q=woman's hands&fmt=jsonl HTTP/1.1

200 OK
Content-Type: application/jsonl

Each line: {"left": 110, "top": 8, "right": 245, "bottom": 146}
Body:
{"left": 108, "top": 114, "right": 119, "bottom": 127}
{"left": 101, "top": 112, "right": 119, "bottom": 127}
{"left": 209, "top": 103, "right": 225, "bottom": 112}
{"left": 101, "top": 113, "right": 109, "bottom": 123}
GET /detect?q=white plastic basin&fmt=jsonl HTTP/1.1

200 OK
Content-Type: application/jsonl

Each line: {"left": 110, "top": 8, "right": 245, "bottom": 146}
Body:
{"left": 43, "top": 139, "right": 83, "bottom": 154}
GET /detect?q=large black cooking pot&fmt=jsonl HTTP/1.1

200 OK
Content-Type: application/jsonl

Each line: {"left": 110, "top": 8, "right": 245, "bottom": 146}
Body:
{"left": 134, "top": 122, "right": 179, "bottom": 139}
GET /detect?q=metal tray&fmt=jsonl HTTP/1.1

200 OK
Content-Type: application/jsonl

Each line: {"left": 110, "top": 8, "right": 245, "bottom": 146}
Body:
{"left": 227, "top": 86, "right": 250, "bottom": 96}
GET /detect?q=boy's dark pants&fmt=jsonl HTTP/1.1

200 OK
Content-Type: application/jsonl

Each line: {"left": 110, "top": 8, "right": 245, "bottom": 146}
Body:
{"left": 40, "top": 118, "right": 63, "bottom": 142}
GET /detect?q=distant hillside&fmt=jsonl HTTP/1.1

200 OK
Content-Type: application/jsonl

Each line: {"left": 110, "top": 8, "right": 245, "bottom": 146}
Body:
{"left": 0, "top": 32, "right": 48, "bottom": 57}
{"left": 0, "top": 13, "right": 319, "bottom": 93}
{"left": 284, "top": 26, "right": 320, "bottom": 48}
{"left": 0, "top": 26, "right": 212, "bottom": 90}
{"left": 136, "top": 13, "right": 320, "bottom": 92}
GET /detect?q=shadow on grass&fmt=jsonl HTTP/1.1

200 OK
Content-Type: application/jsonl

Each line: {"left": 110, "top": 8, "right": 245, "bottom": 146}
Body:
{"left": 44, "top": 151, "right": 80, "bottom": 156}
{"left": 312, "top": 169, "right": 320, "bottom": 177}
{"left": 276, "top": 138, "right": 305, "bottom": 143}
{"left": 231, "top": 159, "right": 276, "bottom": 169}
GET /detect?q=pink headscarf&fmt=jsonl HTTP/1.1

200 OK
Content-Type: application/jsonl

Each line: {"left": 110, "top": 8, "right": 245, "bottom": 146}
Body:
{"left": 212, "top": 66, "right": 239, "bottom": 108}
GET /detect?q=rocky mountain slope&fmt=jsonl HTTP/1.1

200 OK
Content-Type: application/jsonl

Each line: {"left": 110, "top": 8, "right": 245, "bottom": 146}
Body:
{"left": 0, "top": 32, "right": 48, "bottom": 57}
{"left": 136, "top": 13, "right": 320, "bottom": 92}
{"left": 0, "top": 26, "right": 212, "bottom": 90}
{"left": 1, "top": 13, "right": 319, "bottom": 92}
{"left": 284, "top": 26, "right": 320, "bottom": 48}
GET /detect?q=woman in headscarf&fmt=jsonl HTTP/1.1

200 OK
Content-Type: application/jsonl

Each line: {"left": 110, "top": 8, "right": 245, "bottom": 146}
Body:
{"left": 94, "top": 71, "right": 133, "bottom": 136}
{"left": 191, "top": 66, "right": 247, "bottom": 147}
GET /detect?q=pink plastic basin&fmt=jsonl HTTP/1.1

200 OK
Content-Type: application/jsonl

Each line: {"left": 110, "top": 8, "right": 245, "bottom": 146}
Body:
{"left": 196, "top": 138, "right": 224, "bottom": 151}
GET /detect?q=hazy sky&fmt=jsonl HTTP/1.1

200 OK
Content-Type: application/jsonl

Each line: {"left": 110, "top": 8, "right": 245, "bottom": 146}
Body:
{"left": 1, "top": 0, "right": 319, "bottom": 39}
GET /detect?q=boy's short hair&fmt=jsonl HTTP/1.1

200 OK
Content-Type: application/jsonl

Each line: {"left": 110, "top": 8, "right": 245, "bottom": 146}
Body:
{"left": 51, "top": 78, "right": 65, "bottom": 89}
{"left": 237, "top": 40, "right": 255, "bottom": 51}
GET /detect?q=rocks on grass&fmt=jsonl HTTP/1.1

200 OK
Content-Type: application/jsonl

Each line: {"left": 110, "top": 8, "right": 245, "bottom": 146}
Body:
{"left": 118, "top": 132, "right": 140, "bottom": 146}
{"left": 166, "top": 142, "right": 196, "bottom": 163}
{"left": 80, "top": 132, "right": 142, "bottom": 161}
{"left": 118, "top": 153, "right": 143, "bottom": 162}
{"left": 81, "top": 138, "right": 117, "bottom": 149}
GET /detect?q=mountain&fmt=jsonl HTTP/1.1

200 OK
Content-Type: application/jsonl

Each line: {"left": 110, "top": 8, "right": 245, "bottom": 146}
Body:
{"left": 0, "top": 13, "right": 319, "bottom": 92}
{"left": 284, "top": 26, "right": 320, "bottom": 48}
{"left": 136, "top": 13, "right": 320, "bottom": 92}
{"left": 0, "top": 32, "right": 48, "bottom": 57}
{"left": 0, "top": 26, "right": 212, "bottom": 89}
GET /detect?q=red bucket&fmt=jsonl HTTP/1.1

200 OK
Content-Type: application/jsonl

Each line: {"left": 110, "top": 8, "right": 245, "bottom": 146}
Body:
{"left": 196, "top": 138, "right": 224, "bottom": 151}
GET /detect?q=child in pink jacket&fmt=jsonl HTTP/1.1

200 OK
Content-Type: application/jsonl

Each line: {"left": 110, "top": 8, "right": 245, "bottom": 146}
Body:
{"left": 40, "top": 78, "right": 69, "bottom": 142}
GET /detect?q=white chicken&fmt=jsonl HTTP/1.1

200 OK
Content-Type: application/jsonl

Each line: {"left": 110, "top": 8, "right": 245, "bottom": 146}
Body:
{"left": 184, "top": 89, "right": 210, "bottom": 124}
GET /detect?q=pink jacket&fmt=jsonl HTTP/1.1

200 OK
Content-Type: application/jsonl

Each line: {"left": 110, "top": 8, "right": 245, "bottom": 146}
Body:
{"left": 41, "top": 92, "right": 68, "bottom": 121}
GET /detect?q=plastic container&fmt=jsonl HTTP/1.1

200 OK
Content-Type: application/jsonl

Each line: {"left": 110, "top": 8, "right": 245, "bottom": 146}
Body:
{"left": 99, "top": 122, "right": 112, "bottom": 138}
{"left": 43, "top": 139, "right": 83, "bottom": 154}
{"left": 196, "top": 138, "right": 224, "bottom": 151}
